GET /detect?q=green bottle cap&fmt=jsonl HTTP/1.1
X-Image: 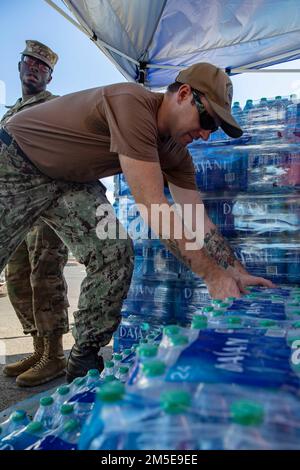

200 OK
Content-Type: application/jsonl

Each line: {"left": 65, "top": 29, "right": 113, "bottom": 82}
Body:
{"left": 11, "top": 410, "right": 27, "bottom": 422}
{"left": 212, "top": 299, "right": 223, "bottom": 305}
{"left": 104, "top": 374, "right": 116, "bottom": 383}
{"left": 57, "top": 385, "right": 70, "bottom": 396}
{"left": 88, "top": 369, "right": 100, "bottom": 378}
{"left": 288, "top": 301, "right": 300, "bottom": 308}
{"left": 26, "top": 422, "right": 44, "bottom": 434}
{"left": 141, "top": 360, "right": 166, "bottom": 377}
{"left": 40, "top": 397, "right": 54, "bottom": 407}
{"left": 139, "top": 339, "right": 148, "bottom": 345}
{"left": 160, "top": 390, "right": 191, "bottom": 414}
{"left": 63, "top": 419, "right": 80, "bottom": 433}
{"left": 290, "top": 310, "right": 300, "bottom": 316}
{"left": 275, "top": 96, "right": 282, "bottom": 100}
{"left": 169, "top": 335, "right": 189, "bottom": 347}
{"left": 212, "top": 310, "right": 224, "bottom": 318}
{"left": 245, "top": 293, "right": 258, "bottom": 299}
{"left": 123, "top": 349, "right": 132, "bottom": 356}
{"left": 163, "top": 325, "right": 181, "bottom": 336}
{"left": 259, "top": 320, "right": 277, "bottom": 328}
{"left": 141, "top": 322, "right": 150, "bottom": 331}
{"left": 191, "top": 316, "right": 208, "bottom": 329}
{"left": 119, "top": 366, "right": 129, "bottom": 374}
{"left": 97, "top": 382, "right": 125, "bottom": 402}
{"left": 60, "top": 404, "right": 74, "bottom": 416}
{"left": 202, "top": 306, "right": 214, "bottom": 313}
{"left": 227, "top": 316, "right": 242, "bottom": 325}
{"left": 292, "top": 322, "right": 300, "bottom": 328}
{"left": 137, "top": 344, "right": 158, "bottom": 358}
{"left": 113, "top": 354, "right": 122, "bottom": 361}
{"left": 105, "top": 360, "right": 114, "bottom": 369}
{"left": 72, "top": 378, "right": 86, "bottom": 388}
{"left": 227, "top": 297, "right": 237, "bottom": 302}
{"left": 217, "top": 302, "right": 229, "bottom": 309}
{"left": 230, "top": 400, "right": 264, "bottom": 426}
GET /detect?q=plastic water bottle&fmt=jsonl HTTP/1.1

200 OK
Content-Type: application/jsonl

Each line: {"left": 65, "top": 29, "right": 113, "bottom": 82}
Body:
{"left": 83, "top": 382, "right": 126, "bottom": 450}
{"left": 190, "top": 315, "right": 208, "bottom": 331}
{"left": 115, "top": 365, "right": 130, "bottom": 383}
{"left": 231, "top": 101, "right": 244, "bottom": 127}
{"left": 34, "top": 397, "right": 56, "bottom": 429}
{"left": 248, "top": 97, "right": 270, "bottom": 142}
{"left": 269, "top": 95, "right": 287, "bottom": 140}
{"left": 136, "top": 344, "right": 158, "bottom": 362}
{"left": 136, "top": 390, "right": 198, "bottom": 450}
{"left": 101, "top": 360, "right": 115, "bottom": 379}
{"left": 51, "top": 385, "right": 71, "bottom": 407}
{"left": 31, "top": 419, "right": 81, "bottom": 451}
{"left": 285, "top": 94, "right": 300, "bottom": 142}
{"left": 69, "top": 377, "right": 87, "bottom": 397}
{"left": 113, "top": 353, "right": 123, "bottom": 372}
{"left": 85, "top": 369, "right": 101, "bottom": 389}
{"left": 0, "top": 410, "right": 30, "bottom": 440}
{"left": 158, "top": 335, "right": 190, "bottom": 366}
{"left": 0, "top": 421, "right": 46, "bottom": 450}
{"left": 122, "top": 348, "right": 134, "bottom": 361}
{"left": 225, "top": 400, "right": 265, "bottom": 449}
{"left": 53, "top": 404, "right": 75, "bottom": 429}
{"left": 243, "top": 99, "right": 254, "bottom": 126}
{"left": 128, "top": 359, "right": 167, "bottom": 393}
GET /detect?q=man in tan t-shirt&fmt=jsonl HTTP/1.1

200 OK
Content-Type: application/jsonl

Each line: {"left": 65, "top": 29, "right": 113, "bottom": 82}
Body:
{"left": 0, "top": 62, "right": 274, "bottom": 381}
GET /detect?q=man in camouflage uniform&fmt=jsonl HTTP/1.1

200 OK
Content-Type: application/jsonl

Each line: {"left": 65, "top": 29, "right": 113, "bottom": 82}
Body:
{"left": 1, "top": 41, "right": 69, "bottom": 386}
{"left": 0, "top": 62, "right": 273, "bottom": 383}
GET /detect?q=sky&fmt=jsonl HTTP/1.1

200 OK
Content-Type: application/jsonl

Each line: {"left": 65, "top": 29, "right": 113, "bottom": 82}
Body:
{"left": 1, "top": 0, "right": 300, "bottom": 197}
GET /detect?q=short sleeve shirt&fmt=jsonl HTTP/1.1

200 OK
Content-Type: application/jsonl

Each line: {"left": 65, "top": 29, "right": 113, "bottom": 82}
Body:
{"left": 6, "top": 83, "right": 196, "bottom": 189}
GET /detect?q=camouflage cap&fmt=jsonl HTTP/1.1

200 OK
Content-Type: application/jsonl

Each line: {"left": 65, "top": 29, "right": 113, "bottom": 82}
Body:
{"left": 21, "top": 40, "right": 58, "bottom": 70}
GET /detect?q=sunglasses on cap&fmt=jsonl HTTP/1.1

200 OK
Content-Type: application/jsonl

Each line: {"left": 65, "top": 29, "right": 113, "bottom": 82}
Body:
{"left": 192, "top": 90, "right": 219, "bottom": 133}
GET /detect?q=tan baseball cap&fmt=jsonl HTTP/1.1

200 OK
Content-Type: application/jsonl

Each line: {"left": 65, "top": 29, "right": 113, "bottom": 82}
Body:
{"left": 176, "top": 63, "right": 243, "bottom": 138}
{"left": 21, "top": 40, "right": 58, "bottom": 70}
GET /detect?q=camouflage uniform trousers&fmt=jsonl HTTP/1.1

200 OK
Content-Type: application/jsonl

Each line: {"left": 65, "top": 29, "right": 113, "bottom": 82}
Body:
{"left": 5, "top": 220, "right": 69, "bottom": 337}
{"left": 0, "top": 136, "right": 134, "bottom": 350}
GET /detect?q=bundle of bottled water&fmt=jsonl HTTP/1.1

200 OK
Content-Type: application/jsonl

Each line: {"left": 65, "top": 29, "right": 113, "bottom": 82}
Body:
{"left": 1, "top": 286, "right": 300, "bottom": 450}
{"left": 113, "top": 93, "right": 300, "bottom": 351}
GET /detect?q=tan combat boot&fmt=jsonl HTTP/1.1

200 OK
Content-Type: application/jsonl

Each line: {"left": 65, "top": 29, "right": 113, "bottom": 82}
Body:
{"left": 3, "top": 335, "right": 44, "bottom": 377}
{"left": 16, "top": 335, "right": 66, "bottom": 387}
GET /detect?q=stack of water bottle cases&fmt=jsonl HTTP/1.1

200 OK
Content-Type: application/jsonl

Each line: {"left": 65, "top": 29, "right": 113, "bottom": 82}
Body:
{"left": 1, "top": 95, "right": 300, "bottom": 450}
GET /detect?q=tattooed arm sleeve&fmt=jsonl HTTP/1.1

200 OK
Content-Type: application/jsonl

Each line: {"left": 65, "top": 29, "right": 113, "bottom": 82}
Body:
{"left": 204, "top": 226, "right": 247, "bottom": 273}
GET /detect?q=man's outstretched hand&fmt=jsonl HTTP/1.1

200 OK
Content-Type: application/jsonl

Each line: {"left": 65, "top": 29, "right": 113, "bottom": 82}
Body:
{"left": 205, "top": 266, "right": 276, "bottom": 300}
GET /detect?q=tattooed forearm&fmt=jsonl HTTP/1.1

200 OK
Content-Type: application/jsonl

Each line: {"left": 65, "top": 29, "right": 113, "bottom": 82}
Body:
{"left": 162, "top": 237, "right": 192, "bottom": 269}
{"left": 204, "top": 228, "right": 236, "bottom": 269}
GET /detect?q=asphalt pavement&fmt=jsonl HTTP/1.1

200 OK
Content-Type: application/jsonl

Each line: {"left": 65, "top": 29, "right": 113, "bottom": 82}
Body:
{"left": 0, "top": 262, "right": 113, "bottom": 415}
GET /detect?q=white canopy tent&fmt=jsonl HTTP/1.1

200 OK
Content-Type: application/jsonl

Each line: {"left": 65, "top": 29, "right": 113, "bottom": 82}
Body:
{"left": 45, "top": 0, "right": 300, "bottom": 88}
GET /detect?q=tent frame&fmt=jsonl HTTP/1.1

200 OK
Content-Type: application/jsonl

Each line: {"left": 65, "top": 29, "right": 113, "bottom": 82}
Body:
{"left": 44, "top": 0, "right": 300, "bottom": 78}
